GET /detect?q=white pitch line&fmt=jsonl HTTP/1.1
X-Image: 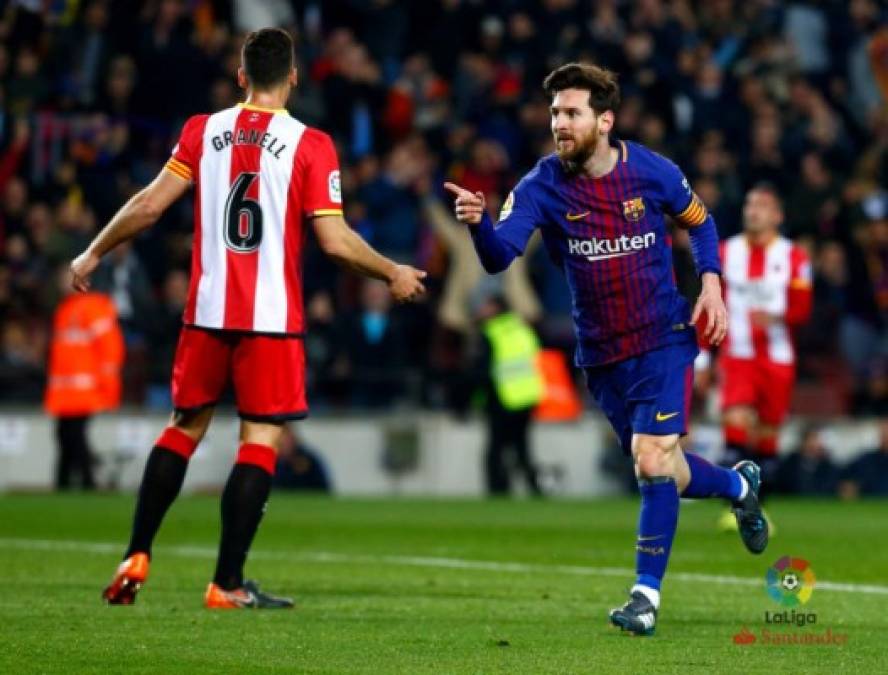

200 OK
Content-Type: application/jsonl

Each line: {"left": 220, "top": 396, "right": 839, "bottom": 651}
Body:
{"left": 1, "top": 537, "right": 886, "bottom": 596}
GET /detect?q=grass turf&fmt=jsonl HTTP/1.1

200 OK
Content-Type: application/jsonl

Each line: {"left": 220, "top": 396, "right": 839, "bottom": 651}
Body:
{"left": 1, "top": 494, "right": 885, "bottom": 673}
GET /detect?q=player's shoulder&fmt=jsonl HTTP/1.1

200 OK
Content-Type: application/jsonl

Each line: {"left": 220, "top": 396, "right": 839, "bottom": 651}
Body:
{"left": 625, "top": 141, "right": 682, "bottom": 176}
{"left": 518, "top": 154, "right": 559, "bottom": 190}
{"left": 297, "top": 125, "right": 333, "bottom": 149}
{"left": 178, "top": 112, "right": 212, "bottom": 138}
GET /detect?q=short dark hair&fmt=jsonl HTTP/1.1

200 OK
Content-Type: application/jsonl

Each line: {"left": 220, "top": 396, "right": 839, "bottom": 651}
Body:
{"left": 543, "top": 62, "right": 621, "bottom": 114}
{"left": 749, "top": 181, "right": 783, "bottom": 206}
{"left": 242, "top": 28, "right": 294, "bottom": 89}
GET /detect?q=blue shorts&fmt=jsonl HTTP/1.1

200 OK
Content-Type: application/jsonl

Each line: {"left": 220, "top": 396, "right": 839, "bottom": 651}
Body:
{"left": 583, "top": 341, "right": 698, "bottom": 455}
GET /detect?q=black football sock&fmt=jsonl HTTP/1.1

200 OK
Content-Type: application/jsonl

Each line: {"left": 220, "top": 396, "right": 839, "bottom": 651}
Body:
{"left": 124, "top": 446, "right": 189, "bottom": 559}
{"left": 213, "top": 462, "right": 273, "bottom": 591}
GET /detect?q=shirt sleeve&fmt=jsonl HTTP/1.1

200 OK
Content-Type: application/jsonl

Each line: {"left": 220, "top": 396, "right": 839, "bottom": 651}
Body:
{"left": 492, "top": 173, "right": 541, "bottom": 255}
{"left": 656, "top": 154, "right": 709, "bottom": 228}
{"left": 300, "top": 129, "right": 343, "bottom": 217}
{"left": 164, "top": 115, "right": 208, "bottom": 183}
{"left": 468, "top": 172, "right": 542, "bottom": 274}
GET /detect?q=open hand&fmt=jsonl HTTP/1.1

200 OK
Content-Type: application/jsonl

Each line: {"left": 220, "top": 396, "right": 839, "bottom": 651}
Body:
{"left": 691, "top": 272, "right": 727, "bottom": 346}
{"left": 388, "top": 264, "right": 427, "bottom": 303}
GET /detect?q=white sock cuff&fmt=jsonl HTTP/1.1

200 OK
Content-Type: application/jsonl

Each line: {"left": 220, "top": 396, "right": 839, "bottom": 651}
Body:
{"left": 631, "top": 584, "right": 661, "bottom": 609}
{"left": 737, "top": 474, "right": 749, "bottom": 500}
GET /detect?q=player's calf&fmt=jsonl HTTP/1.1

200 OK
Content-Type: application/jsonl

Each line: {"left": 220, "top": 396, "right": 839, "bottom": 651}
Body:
{"left": 682, "top": 451, "right": 746, "bottom": 501}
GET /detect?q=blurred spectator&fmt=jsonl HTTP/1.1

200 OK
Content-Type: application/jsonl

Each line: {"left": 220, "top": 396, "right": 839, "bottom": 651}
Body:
{"left": 797, "top": 240, "right": 847, "bottom": 364}
{"left": 775, "top": 425, "right": 840, "bottom": 496}
{"left": 839, "top": 418, "right": 888, "bottom": 498}
{"left": 783, "top": 2, "right": 830, "bottom": 79}
{"left": 356, "top": 135, "right": 430, "bottom": 259}
{"left": 303, "top": 289, "right": 347, "bottom": 408}
{"left": 273, "top": 424, "right": 332, "bottom": 493}
{"left": 49, "top": 0, "right": 113, "bottom": 109}
{"left": 44, "top": 267, "right": 124, "bottom": 490}
{"left": 784, "top": 152, "right": 839, "bottom": 242}
{"left": 1, "top": 176, "right": 28, "bottom": 244}
{"left": 339, "top": 278, "right": 409, "bottom": 409}
{"left": 840, "top": 193, "right": 888, "bottom": 414}
{"left": 318, "top": 33, "right": 387, "bottom": 157}
{"left": 469, "top": 292, "right": 543, "bottom": 497}
{"left": 0, "top": 317, "right": 45, "bottom": 402}
{"left": 144, "top": 268, "right": 188, "bottom": 410}
{"left": 92, "top": 242, "right": 155, "bottom": 341}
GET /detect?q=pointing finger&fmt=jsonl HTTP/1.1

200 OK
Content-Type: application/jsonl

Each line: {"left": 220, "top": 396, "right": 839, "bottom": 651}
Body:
{"left": 443, "top": 182, "right": 468, "bottom": 199}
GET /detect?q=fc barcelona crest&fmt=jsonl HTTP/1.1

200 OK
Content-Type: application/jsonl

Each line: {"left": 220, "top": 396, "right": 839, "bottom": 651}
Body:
{"left": 622, "top": 197, "right": 645, "bottom": 222}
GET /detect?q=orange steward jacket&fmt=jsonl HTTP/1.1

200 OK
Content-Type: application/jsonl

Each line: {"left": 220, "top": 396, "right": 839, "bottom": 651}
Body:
{"left": 44, "top": 292, "right": 125, "bottom": 416}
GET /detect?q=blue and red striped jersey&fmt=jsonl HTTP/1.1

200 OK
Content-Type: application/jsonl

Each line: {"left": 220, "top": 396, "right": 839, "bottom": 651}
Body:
{"left": 488, "top": 140, "right": 716, "bottom": 367}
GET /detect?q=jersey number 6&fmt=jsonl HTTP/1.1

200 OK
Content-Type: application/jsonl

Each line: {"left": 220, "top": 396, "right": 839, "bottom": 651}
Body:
{"left": 224, "top": 172, "right": 263, "bottom": 253}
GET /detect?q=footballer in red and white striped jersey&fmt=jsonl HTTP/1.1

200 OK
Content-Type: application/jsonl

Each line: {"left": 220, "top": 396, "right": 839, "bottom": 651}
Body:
{"left": 720, "top": 233, "right": 812, "bottom": 366}
{"left": 718, "top": 232, "right": 812, "bottom": 429}
{"left": 715, "top": 185, "right": 813, "bottom": 461}
{"left": 164, "top": 102, "right": 343, "bottom": 336}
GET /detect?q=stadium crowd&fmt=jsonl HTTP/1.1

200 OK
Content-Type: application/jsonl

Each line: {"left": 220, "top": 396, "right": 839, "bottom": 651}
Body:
{"left": 1, "top": 0, "right": 887, "bottom": 420}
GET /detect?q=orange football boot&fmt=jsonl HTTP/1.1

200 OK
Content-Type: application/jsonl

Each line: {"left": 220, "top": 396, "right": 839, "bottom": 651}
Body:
{"left": 204, "top": 580, "right": 294, "bottom": 609}
{"left": 102, "top": 552, "right": 149, "bottom": 605}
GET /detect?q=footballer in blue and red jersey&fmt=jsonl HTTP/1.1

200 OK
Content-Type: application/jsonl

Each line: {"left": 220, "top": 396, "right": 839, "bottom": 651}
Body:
{"left": 466, "top": 139, "right": 720, "bottom": 451}
{"left": 446, "top": 62, "right": 768, "bottom": 636}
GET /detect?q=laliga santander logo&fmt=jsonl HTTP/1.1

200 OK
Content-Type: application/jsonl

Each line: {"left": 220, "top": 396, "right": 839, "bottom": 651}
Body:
{"left": 766, "top": 556, "right": 816, "bottom": 606}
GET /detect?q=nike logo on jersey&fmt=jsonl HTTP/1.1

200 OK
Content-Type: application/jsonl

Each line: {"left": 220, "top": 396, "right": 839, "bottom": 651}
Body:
{"left": 567, "top": 232, "right": 656, "bottom": 262}
{"left": 655, "top": 411, "right": 679, "bottom": 422}
{"left": 566, "top": 211, "right": 590, "bottom": 221}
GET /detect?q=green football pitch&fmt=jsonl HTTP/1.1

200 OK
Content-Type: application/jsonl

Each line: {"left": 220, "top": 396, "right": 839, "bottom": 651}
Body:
{"left": 1, "top": 494, "right": 885, "bottom": 674}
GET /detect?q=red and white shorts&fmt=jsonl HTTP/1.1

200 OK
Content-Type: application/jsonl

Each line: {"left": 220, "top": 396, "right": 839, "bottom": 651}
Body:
{"left": 719, "top": 355, "right": 795, "bottom": 426}
{"left": 171, "top": 325, "right": 307, "bottom": 422}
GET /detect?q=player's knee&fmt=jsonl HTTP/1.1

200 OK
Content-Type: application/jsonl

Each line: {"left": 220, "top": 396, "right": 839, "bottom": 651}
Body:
{"left": 632, "top": 435, "right": 678, "bottom": 478}
{"left": 634, "top": 451, "right": 662, "bottom": 478}
{"left": 723, "top": 406, "right": 754, "bottom": 431}
{"left": 240, "top": 420, "right": 285, "bottom": 449}
{"left": 169, "top": 407, "right": 213, "bottom": 442}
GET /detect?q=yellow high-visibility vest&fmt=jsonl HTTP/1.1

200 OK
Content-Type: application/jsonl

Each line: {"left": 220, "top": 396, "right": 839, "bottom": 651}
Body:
{"left": 483, "top": 312, "right": 543, "bottom": 410}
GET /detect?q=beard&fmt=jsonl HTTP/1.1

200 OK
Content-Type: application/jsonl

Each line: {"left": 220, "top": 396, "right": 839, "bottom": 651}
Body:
{"left": 555, "top": 122, "right": 599, "bottom": 177}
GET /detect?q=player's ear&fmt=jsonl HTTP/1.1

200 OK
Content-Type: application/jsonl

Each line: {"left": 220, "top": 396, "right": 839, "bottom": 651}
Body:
{"left": 598, "top": 110, "right": 615, "bottom": 135}
{"left": 237, "top": 67, "right": 248, "bottom": 90}
{"left": 288, "top": 66, "right": 297, "bottom": 88}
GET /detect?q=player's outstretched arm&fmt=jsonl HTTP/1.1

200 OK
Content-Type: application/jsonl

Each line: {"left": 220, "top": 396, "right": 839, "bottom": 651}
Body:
{"left": 71, "top": 170, "right": 189, "bottom": 291}
{"left": 311, "top": 214, "right": 426, "bottom": 303}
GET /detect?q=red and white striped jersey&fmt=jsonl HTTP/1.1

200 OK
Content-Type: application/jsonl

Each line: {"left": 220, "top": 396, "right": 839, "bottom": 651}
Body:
{"left": 721, "top": 234, "right": 813, "bottom": 364}
{"left": 164, "top": 103, "right": 342, "bottom": 335}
